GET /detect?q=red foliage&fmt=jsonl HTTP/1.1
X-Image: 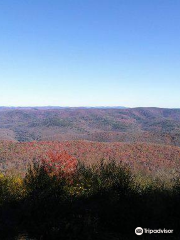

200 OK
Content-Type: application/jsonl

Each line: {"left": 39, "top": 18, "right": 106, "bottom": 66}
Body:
{"left": 0, "top": 140, "right": 180, "bottom": 178}
{"left": 41, "top": 150, "right": 78, "bottom": 177}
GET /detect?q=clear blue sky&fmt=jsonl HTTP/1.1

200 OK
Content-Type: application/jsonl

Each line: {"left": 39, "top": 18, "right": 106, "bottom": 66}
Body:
{"left": 0, "top": 0, "right": 180, "bottom": 108}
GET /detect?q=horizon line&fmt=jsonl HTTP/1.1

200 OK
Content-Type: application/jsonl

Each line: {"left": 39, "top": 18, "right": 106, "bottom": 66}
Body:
{"left": 0, "top": 106, "right": 180, "bottom": 109}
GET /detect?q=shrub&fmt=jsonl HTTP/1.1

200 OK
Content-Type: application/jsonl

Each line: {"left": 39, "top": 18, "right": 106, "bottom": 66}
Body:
{"left": 0, "top": 173, "right": 25, "bottom": 205}
{"left": 2, "top": 156, "right": 180, "bottom": 240}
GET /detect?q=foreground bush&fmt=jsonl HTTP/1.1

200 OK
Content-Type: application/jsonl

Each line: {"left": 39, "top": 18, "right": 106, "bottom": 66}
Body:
{"left": 0, "top": 173, "right": 25, "bottom": 205}
{"left": 1, "top": 158, "right": 180, "bottom": 239}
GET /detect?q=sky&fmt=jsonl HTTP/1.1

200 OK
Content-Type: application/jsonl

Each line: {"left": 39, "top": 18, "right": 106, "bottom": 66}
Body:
{"left": 0, "top": 0, "right": 180, "bottom": 108}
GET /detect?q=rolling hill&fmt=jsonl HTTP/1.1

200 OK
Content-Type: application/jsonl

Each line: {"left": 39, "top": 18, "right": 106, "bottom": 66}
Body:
{"left": 0, "top": 107, "right": 180, "bottom": 146}
{"left": 0, "top": 107, "right": 180, "bottom": 181}
{"left": 0, "top": 140, "right": 180, "bottom": 179}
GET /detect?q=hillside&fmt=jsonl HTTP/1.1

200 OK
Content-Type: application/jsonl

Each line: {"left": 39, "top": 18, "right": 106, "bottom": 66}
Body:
{"left": 1, "top": 140, "right": 180, "bottom": 181}
{"left": 0, "top": 107, "right": 180, "bottom": 146}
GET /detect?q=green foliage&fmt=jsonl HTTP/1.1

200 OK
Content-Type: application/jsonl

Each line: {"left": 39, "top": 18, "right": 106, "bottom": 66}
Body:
{"left": 72, "top": 160, "right": 132, "bottom": 196}
{"left": 24, "top": 162, "right": 56, "bottom": 193}
{"left": 0, "top": 173, "right": 25, "bottom": 205}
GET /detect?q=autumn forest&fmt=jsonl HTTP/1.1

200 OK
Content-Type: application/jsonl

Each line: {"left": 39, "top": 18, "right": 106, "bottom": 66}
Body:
{"left": 0, "top": 107, "right": 180, "bottom": 239}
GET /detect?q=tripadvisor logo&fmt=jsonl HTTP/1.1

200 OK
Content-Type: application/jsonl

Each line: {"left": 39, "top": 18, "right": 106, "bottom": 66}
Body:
{"left": 135, "top": 227, "right": 173, "bottom": 235}
{"left": 135, "top": 227, "right": 143, "bottom": 235}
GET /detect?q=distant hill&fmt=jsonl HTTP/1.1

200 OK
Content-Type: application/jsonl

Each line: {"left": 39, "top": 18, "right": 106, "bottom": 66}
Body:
{"left": 0, "top": 106, "right": 127, "bottom": 110}
{"left": 0, "top": 107, "right": 180, "bottom": 146}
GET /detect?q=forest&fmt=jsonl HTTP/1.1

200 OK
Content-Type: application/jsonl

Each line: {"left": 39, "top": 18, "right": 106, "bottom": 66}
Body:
{"left": 1, "top": 108, "right": 180, "bottom": 239}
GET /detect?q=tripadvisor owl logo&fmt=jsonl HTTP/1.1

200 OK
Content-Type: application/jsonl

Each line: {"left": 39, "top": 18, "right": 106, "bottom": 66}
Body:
{"left": 135, "top": 227, "right": 173, "bottom": 235}
{"left": 135, "top": 227, "right": 143, "bottom": 235}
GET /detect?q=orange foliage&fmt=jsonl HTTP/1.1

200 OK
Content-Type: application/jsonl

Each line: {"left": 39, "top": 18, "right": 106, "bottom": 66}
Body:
{"left": 41, "top": 150, "right": 78, "bottom": 177}
{"left": 0, "top": 140, "right": 180, "bottom": 178}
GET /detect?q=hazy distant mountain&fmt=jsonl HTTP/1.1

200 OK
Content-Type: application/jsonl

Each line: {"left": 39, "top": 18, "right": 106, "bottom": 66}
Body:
{"left": 0, "top": 106, "right": 127, "bottom": 110}
{"left": 0, "top": 107, "right": 180, "bottom": 145}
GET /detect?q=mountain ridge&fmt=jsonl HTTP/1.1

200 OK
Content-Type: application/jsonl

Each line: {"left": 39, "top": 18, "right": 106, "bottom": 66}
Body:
{"left": 0, "top": 107, "right": 180, "bottom": 145}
